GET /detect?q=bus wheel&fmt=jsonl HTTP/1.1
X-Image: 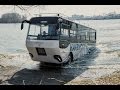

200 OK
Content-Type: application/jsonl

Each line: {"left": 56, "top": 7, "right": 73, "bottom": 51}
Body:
{"left": 68, "top": 53, "right": 73, "bottom": 64}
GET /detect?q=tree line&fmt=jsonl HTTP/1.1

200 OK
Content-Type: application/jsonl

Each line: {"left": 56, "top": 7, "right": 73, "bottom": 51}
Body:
{"left": 0, "top": 13, "right": 27, "bottom": 23}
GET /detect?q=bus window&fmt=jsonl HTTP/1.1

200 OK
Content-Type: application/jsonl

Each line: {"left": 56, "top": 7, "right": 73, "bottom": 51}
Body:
{"left": 70, "top": 30, "right": 74, "bottom": 36}
{"left": 41, "top": 25, "right": 48, "bottom": 35}
{"left": 73, "top": 30, "right": 76, "bottom": 36}
{"left": 59, "top": 24, "right": 70, "bottom": 48}
{"left": 60, "top": 24, "right": 69, "bottom": 36}
{"left": 48, "top": 24, "right": 58, "bottom": 35}
{"left": 64, "top": 29, "right": 69, "bottom": 36}
{"left": 61, "top": 28, "right": 64, "bottom": 35}
{"left": 86, "top": 32, "right": 89, "bottom": 41}
{"left": 28, "top": 24, "right": 59, "bottom": 40}
{"left": 28, "top": 24, "right": 41, "bottom": 40}
{"left": 89, "top": 32, "right": 95, "bottom": 42}
{"left": 80, "top": 32, "right": 86, "bottom": 41}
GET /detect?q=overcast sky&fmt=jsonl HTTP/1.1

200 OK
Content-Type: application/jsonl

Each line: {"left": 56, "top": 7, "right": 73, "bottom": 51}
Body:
{"left": 0, "top": 5, "right": 120, "bottom": 19}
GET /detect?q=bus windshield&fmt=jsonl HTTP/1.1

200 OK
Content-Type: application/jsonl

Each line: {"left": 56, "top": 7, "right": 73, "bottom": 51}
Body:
{"left": 27, "top": 24, "right": 59, "bottom": 40}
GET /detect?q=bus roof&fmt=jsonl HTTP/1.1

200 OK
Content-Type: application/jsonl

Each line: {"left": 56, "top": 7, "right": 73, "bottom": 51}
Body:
{"left": 29, "top": 16, "right": 96, "bottom": 31}
{"left": 30, "top": 17, "right": 58, "bottom": 24}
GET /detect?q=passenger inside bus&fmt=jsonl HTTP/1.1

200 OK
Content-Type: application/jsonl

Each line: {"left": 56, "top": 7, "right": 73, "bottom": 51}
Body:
{"left": 43, "top": 31, "right": 46, "bottom": 36}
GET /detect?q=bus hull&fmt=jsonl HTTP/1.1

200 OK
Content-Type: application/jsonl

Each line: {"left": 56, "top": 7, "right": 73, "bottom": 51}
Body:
{"left": 26, "top": 40, "right": 96, "bottom": 64}
{"left": 26, "top": 40, "right": 70, "bottom": 64}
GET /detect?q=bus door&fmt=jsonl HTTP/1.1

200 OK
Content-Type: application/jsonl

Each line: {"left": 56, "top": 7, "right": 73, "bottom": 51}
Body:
{"left": 59, "top": 23, "right": 70, "bottom": 48}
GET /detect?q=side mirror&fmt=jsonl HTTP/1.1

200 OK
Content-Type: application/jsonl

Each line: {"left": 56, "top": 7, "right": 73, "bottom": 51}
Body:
{"left": 21, "top": 20, "right": 30, "bottom": 30}
{"left": 21, "top": 23, "right": 24, "bottom": 30}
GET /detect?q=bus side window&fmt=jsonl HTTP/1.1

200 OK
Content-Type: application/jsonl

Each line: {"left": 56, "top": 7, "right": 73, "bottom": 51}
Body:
{"left": 61, "top": 24, "right": 69, "bottom": 36}
{"left": 73, "top": 30, "right": 76, "bottom": 36}
{"left": 89, "top": 32, "right": 96, "bottom": 42}
{"left": 70, "top": 30, "right": 74, "bottom": 36}
{"left": 61, "top": 28, "right": 64, "bottom": 35}
{"left": 86, "top": 31, "right": 90, "bottom": 42}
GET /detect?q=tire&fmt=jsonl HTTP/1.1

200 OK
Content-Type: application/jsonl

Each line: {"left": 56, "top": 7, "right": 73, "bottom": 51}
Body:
{"left": 68, "top": 52, "right": 73, "bottom": 64}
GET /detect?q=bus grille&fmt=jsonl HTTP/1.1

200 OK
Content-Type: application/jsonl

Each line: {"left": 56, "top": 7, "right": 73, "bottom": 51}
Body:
{"left": 36, "top": 48, "right": 47, "bottom": 56}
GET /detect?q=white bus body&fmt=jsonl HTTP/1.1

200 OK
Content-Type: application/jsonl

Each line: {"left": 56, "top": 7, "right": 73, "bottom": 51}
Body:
{"left": 21, "top": 15, "right": 96, "bottom": 64}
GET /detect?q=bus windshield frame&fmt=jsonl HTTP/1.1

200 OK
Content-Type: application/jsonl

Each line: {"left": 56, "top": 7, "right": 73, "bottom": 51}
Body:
{"left": 27, "top": 23, "right": 60, "bottom": 40}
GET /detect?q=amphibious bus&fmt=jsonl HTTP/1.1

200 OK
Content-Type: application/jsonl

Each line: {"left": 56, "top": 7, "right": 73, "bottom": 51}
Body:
{"left": 21, "top": 13, "right": 96, "bottom": 64}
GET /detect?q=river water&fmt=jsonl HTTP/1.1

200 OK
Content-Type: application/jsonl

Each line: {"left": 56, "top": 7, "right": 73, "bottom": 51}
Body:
{"left": 0, "top": 19, "right": 120, "bottom": 85}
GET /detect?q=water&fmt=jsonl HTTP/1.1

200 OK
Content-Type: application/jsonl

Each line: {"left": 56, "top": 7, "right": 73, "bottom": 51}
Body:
{"left": 0, "top": 23, "right": 29, "bottom": 54}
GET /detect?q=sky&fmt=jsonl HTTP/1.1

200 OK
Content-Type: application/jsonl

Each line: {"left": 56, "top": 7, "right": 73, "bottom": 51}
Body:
{"left": 0, "top": 5, "right": 120, "bottom": 19}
